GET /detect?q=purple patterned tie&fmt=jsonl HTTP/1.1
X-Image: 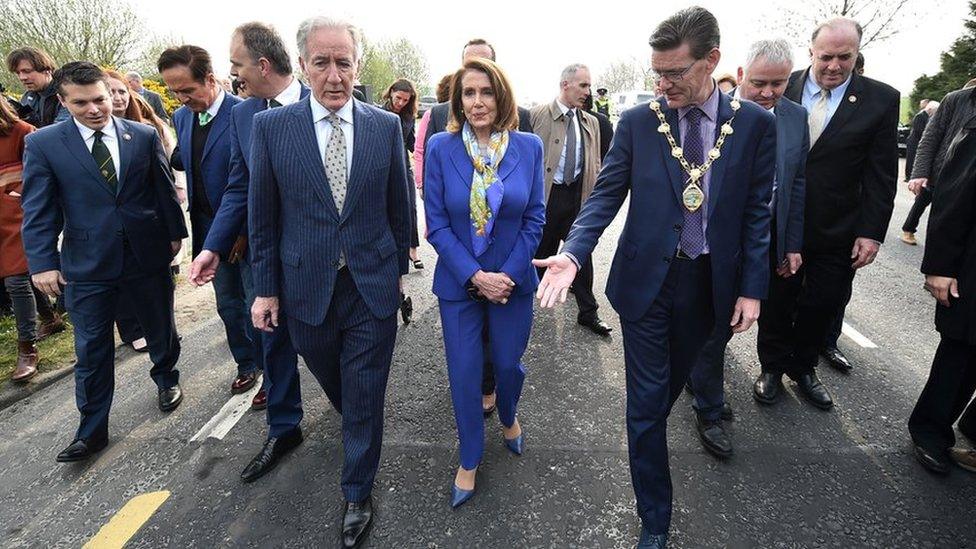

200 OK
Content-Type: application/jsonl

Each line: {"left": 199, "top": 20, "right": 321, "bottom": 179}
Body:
{"left": 679, "top": 107, "right": 706, "bottom": 258}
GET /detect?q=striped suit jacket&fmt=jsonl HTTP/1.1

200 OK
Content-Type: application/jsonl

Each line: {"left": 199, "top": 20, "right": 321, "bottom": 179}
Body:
{"left": 248, "top": 97, "right": 411, "bottom": 325}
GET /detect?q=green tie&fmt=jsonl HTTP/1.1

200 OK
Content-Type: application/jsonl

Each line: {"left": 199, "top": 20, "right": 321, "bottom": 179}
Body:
{"left": 268, "top": 98, "right": 282, "bottom": 109}
{"left": 198, "top": 111, "right": 213, "bottom": 126}
{"left": 92, "top": 130, "right": 117, "bottom": 191}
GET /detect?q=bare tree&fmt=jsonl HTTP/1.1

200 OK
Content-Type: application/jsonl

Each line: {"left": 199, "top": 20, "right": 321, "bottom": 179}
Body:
{"left": 0, "top": 0, "right": 155, "bottom": 91}
{"left": 760, "top": 0, "right": 923, "bottom": 49}
{"left": 598, "top": 61, "right": 640, "bottom": 94}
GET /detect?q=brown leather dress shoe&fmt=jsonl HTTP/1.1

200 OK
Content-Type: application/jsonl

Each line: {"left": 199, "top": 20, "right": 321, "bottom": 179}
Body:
{"left": 12, "top": 341, "right": 39, "bottom": 382}
{"left": 36, "top": 314, "right": 65, "bottom": 341}
{"left": 231, "top": 372, "right": 258, "bottom": 394}
{"left": 251, "top": 388, "right": 268, "bottom": 410}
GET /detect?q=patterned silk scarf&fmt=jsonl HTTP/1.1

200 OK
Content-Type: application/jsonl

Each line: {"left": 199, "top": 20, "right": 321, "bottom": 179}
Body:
{"left": 461, "top": 122, "right": 509, "bottom": 257}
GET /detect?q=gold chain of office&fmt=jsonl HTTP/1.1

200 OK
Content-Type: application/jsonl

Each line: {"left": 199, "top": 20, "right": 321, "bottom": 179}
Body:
{"left": 649, "top": 99, "right": 740, "bottom": 212}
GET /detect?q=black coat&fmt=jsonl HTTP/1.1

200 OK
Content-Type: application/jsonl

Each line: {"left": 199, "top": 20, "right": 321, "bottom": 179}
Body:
{"left": 921, "top": 116, "right": 976, "bottom": 344}
{"left": 785, "top": 69, "right": 900, "bottom": 252}
{"left": 588, "top": 109, "right": 614, "bottom": 161}
{"left": 905, "top": 110, "right": 929, "bottom": 181}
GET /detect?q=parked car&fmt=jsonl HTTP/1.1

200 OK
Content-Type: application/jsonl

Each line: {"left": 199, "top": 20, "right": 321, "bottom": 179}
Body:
{"left": 417, "top": 96, "right": 438, "bottom": 118}
{"left": 897, "top": 124, "right": 910, "bottom": 157}
{"left": 614, "top": 90, "right": 656, "bottom": 115}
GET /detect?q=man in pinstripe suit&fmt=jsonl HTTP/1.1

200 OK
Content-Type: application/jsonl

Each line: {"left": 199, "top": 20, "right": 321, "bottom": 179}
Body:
{"left": 248, "top": 17, "right": 410, "bottom": 549}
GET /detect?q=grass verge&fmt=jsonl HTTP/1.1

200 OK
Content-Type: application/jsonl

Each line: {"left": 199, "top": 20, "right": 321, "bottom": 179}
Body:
{"left": 0, "top": 314, "right": 75, "bottom": 387}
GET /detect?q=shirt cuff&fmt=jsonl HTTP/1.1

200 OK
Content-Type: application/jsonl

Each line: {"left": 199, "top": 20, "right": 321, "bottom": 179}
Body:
{"left": 562, "top": 252, "right": 581, "bottom": 269}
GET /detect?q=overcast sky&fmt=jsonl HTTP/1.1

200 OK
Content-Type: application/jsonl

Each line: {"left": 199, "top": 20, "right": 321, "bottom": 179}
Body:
{"left": 134, "top": 0, "right": 968, "bottom": 103}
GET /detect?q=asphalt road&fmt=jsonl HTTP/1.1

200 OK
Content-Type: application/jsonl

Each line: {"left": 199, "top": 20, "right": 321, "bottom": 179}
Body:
{"left": 0, "top": 169, "right": 973, "bottom": 548}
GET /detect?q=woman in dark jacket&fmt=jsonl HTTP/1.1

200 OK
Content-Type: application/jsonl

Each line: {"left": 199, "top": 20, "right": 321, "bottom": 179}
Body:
{"left": 382, "top": 79, "right": 423, "bottom": 270}
{"left": 909, "top": 114, "right": 976, "bottom": 474}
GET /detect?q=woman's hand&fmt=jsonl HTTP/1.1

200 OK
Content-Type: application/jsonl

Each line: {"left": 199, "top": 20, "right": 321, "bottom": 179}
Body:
{"left": 471, "top": 270, "right": 515, "bottom": 303}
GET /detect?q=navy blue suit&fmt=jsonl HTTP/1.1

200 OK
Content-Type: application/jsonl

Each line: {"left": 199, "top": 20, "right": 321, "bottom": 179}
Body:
{"left": 561, "top": 94, "right": 775, "bottom": 534}
{"left": 249, "top": 97, "right": 411, "bottom": 502}
{"left": 21, "top": 117, "right": 187, "bottom": 442}
{"left": 690, "top": 96, "right": 809, "bottom": 420}
{"left": 202, "top": 85, "right": 310, "bottom": 438}
{"left": 425, "top": 131, "right": 546, "bottom": 469}
{"left": 172, "top": 94, "right": 258, "bottom": 378}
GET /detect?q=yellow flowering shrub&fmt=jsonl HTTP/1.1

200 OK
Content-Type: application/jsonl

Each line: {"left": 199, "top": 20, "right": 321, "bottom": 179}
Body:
{"left": 143, "top": 79, "right": 180, "bottom": 115}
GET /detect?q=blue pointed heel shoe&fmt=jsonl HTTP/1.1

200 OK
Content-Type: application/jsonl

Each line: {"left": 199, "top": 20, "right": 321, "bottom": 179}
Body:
{"left": 504, "top": 434, "right": 524, "bottom": 456}
{"left": 451, "top": 484, "right": 476, "bottom": 508}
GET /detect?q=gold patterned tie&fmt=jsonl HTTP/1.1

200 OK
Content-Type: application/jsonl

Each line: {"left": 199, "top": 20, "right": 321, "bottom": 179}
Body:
{"left": 92, "top": 131, "right": 117, "bottom": 192}
{"left": 808, "top": 88, "right": 831, "bottom": 146}
{"left": 324, "top": 113, "right": 347, "bottom": 269}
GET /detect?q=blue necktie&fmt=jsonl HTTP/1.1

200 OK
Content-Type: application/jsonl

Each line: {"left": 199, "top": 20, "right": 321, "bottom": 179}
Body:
{"left": 679, "top": 107, "right": 706, "bottom": 258}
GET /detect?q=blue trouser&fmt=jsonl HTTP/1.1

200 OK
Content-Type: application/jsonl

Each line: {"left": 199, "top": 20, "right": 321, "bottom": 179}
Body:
{"left": 689, "top": 325, "right": 733, "bottom": 422}
{"left": 439, "top": 292, "right": 533, "bottom": 470}
{"left": 287, "top": 268, "right": 396, "bottom": 503}
{"left": 65, "top": 245, "right": 180, "bottom": 442}
{"left": 239, "top": 257, "right": 302, "bottom": 437}
{"left": 621, "top": 256, "right": 714, "bottom": 535}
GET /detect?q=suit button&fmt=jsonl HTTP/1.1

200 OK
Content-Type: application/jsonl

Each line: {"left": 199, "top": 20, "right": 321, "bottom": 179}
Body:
{"left": 546, "top": 167, "right": 551, "bottom": 173}
{"left": 555, "top": 138, "right": 560, "bottom": 144}
{"left": 673, "top": 224, "right": 682, "bottom": 231}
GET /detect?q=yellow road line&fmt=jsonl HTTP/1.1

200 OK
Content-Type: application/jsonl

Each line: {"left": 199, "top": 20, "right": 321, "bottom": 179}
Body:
{"left": 83, "top": 491, "right": 171, "bottom": 549}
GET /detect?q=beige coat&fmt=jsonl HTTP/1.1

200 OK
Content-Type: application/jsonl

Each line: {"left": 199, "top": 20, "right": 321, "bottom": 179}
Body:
{"left": 529, "top": 100, "right": 601, "bottom": 205}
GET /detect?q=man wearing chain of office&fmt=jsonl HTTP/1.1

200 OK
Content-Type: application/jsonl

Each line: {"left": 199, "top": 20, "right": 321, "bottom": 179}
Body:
{"left": 534, "top": 7, "right": 775, "bottom": 548}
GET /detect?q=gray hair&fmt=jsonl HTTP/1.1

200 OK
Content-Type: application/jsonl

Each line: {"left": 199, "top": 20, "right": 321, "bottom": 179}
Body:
{"left": 235, "top": 22, "right": 292, "bottom": 76}
{"left": 924, "top": 100, "right": 940, "bottom": 115}
{"left": 649, "top": 6, "right": 720, "bottom": 59}
{"left": 560, "top": 63, "right": 588, "bottom": 83}
{"left": 811, "top": 17, "right": 863, "bottom": 48}
{"left": 125, "top": 71, "right": 142, "bottom": 82}
{"left": 296, "top": 16, "right": 363, "bottom": 62}
{"left": 744, "top": 39, "right": 793, "bottom": 70}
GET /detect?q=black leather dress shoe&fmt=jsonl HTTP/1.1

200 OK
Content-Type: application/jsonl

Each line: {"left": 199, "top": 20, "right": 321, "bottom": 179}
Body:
{"left": 578, "top": 316, "right": 613, "bottom": 337}
{"left": 400, "top": 295, "right": 413, "bottom": 324}
{"left": 794, "top": 373, "right": 833, "bottom": 410}
{"left": 821, "top": 346, "right": 852, "bottom": 372}
{"left": 342, "top": 496, "right": 374, "bottom": 549}
{"left": 914, "top": 444, "right": 949, "bottom": 475}
{"left": 696, "top": 415, "right": 733, "bottom": 458}
{"left": 753, "top": 372, "right": 783, "bottom": 405}
{"left": 56, "top": 437, "right": 108, "bottom": 462}
{"left": 158, "top": 384, "right": 183, "bottom": 412}
{"left": 241, "top": 428, "right": 303, "bottom": 483}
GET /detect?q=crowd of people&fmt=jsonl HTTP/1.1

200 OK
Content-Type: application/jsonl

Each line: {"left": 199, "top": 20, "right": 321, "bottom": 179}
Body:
{"left": 0, "top": 5, "right": 974, "bottom": 548}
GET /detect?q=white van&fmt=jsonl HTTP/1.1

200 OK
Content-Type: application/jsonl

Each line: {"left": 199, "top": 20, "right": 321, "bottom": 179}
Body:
{"left": 614, "top": 90, "right": 657, "bottom": 114}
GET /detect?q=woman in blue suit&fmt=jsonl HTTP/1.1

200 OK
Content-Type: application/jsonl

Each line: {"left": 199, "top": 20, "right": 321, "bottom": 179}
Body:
{"left": 424, "top": 58, "right": 546, "bottom": 507}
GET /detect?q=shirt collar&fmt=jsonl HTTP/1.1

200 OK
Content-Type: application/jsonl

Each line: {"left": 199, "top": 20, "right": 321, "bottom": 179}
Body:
{"left": 205, "top": 89, "right": 226, "bottom": 119}
{"left": 555, "top": 99, "right": 575, "bottom": 117}
{"left": 804, "top": 68, "right": 852, "bottom": 98}
{"left": 678, "top": 80, "right": 720, "bottom": 121}
{"left": 272, "top": 77, "right": 302, "bottom": 107}
{"left": 311, "top": 95, "right": 355, "bottom": 126}
{"left": 74, "top": 116, "right": 117, "bottom": 141}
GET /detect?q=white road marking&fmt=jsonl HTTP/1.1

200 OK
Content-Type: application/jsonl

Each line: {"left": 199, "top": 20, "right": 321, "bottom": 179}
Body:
{"left": 841, "top": 322, "right": 877, "bottom": 349}
{"left": 189, "top": 378, "right": 262, "bottom": 442}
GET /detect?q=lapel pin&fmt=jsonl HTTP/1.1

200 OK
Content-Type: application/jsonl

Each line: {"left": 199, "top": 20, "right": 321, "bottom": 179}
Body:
{"left": 848, "top": 95, "right": 857, "bottom": 103}
{"left": 123, "top": 133, "right": 132, "bottom": 140}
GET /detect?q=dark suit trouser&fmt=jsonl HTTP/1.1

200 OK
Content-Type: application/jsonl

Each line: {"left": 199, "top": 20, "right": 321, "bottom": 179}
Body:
{"left": 908, "top": 336, "right": 976, "bottom": 454}
{"left": 622, "top": 256, "right": 714, "bottom": 535}
{"left": 239, "top": 257, "right": 302, "bottom": 438}
{"left": 115, "top": 295, "right": 144, "bottom": 344}
{"left": 535, "top": 181, "right": 598, "bottom": 321}
{"left": 823, "top": 283, "right": 851, "bottom": 350}
{"left": 65, "top": 244, "right": 180, "bottom": 442}
{"left": 902, "top": 186, "right": 933, "bottom": 233}
{"left": 688, "top": 324, "right": 733, "bottom": 422}
{"left": 758, "top": 247, "right": 854, "bottom": 377}
{"left": 288, "top": 268, "right": 396, "bottom": 503}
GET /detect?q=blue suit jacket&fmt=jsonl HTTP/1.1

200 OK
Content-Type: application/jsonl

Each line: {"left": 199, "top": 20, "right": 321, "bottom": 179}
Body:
{"left": 21, "top": 117, "right": 188, "bottom": 281}
{"left": 771, "top": 96, "right": 809, "bottom": 261}
{"left": 562, "top": 94, "right": 776, "bottom": 323}
{"left": 249, "top": 98, "right": 412, "bottom": 324}
{"left": 424, "top": 131, "right": 546, "bottom": 301}
{"left": 171, "top": 93, "right": 242, "bottom": 249}
{"left": 203, "top": 85, "right": 311, "bottom": 257}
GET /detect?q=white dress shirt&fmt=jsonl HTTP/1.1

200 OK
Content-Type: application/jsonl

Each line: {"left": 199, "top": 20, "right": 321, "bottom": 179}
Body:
{"left": 202, "top": 89, "right": 225, "bottom": 122}
{"left": 74, "top": 117, "right": 121, "bottom": 179}
{"left": 554, "top": 99, "right": 583, "bottom": 184}
{"left": 310, "top": 95, "right": 355, "bottom": 175}
{"left": 270, "top": 77, "right": 302, "bottom": 108}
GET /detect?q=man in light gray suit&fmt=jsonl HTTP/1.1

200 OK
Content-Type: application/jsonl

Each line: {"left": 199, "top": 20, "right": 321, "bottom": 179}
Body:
{"left": 687, "top": 39, "right": 809, "bottom": 458}
{"left": 247, "top": 17, "right": 410, "bottom": 549}
{"left": 125, "top": 71, "right": 170, "bottom": 124}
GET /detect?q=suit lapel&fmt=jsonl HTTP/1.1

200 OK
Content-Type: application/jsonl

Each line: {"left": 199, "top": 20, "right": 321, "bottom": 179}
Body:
{"left": 813, "top": 74, "right": 863, "bottom": 149}
{"left": 202, "top": 97, "right": 233, "bottom": 161}
{"left": 656, "top": 100, "right": 686, "bottom": 205}
{"left": 784, "top": 69, "right": 806, "bottom": 104}
{"left": 60, "top": 120, "right": 116, "bottom": 198}
{"left": 497, "top": 136, "right": 521, "bottom": 182}
{"left": 450, "top": 136, "right": 474, "bottom": 187}
{"left": 114, "top": 117, "right": 135, "bottom": 194}
{"left": 290, "top": 99, "right": 339, "bottom": 220}
{"left": 341, "top": 100, "right": 373, "bottom": 223}
{"left": 706, "top": 94, "right": 734, "bottom": 220}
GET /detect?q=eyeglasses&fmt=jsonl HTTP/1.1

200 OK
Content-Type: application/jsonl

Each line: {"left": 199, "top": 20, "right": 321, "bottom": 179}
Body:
{"left": 651, "top": 59, "right": 700, "bottom": 83}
